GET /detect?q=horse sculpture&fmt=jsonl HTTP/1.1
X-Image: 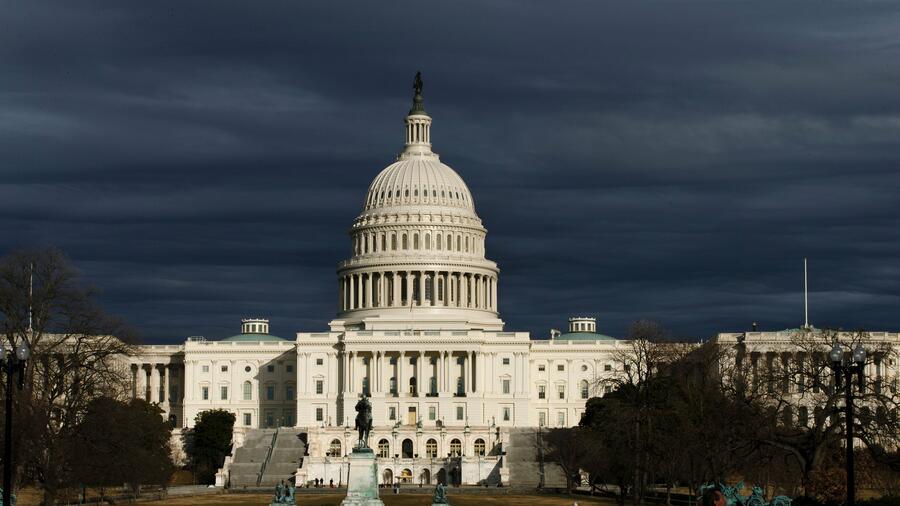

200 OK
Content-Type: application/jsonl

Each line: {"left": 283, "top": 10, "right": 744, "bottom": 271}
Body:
{"left": 354, "top": 396, "right": 373, "bottom": 449}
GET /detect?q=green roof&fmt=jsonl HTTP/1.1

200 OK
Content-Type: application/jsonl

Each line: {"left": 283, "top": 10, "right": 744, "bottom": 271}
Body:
{"left": 556, "top": 332, "right": 617, "bottom": 341}
{"left": 220, "top": 333, "right": 287, "bottom": 343}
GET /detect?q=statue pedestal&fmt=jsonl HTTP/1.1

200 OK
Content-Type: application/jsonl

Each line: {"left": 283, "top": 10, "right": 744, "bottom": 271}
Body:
{"left": 341, "top": 447, "right": 384, "bottom": 506}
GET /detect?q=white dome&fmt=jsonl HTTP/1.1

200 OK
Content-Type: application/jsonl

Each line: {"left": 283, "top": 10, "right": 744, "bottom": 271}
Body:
{"left": 363, "top": 157, "right": 475, "bottom": 213}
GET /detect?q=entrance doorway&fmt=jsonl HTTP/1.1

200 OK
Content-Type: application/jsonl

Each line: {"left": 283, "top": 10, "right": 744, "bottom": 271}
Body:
{"left": 407, "top": 406, "right": 417, "bottom": 425}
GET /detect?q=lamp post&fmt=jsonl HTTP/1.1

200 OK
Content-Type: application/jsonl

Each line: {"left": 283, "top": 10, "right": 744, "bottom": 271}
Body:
{"left": 2, "top": 340, "right": 30, "bottom": 506}
{"left": 828, "top": 343, "right": 867, "bottom": 506}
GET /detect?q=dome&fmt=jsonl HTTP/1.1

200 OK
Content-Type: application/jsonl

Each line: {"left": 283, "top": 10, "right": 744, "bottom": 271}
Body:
{"left": 556, "top": 332, "right": 617, "bottom": 341}
{"left": 220, "top": 333, "right": 287, "bottom": 342}
{"left": 363, "top": 157, "right": 475, "bottom": 213}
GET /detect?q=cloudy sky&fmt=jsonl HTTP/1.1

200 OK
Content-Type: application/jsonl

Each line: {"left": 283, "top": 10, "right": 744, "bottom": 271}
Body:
{"left": 3, "top": 1, "right": 899, "bottom": 343}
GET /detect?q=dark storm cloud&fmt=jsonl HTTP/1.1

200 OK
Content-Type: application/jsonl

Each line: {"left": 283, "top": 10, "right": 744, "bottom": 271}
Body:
{"left": 2, "top": 1, "right": 898, "bottom": 342}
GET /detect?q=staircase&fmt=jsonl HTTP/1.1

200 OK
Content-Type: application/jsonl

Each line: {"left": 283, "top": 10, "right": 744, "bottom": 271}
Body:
{"left": 505, "top": 428, "right": 567, "bottom": 489}
{"left": 259, "top": 428, "right": 307, "bottom": 487}
{"left": 228, "top": 428, "right": 306, "bottom": 488}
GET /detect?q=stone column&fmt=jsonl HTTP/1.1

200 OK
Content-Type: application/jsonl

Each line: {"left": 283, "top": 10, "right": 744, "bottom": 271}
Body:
{"left": 163, "top": 364, "right": 171, "bottom": 404}
{"left": 405, "top": 272, "right": 413, "bottom": 306}
{"left": 343, "top": 351, "right": 350, "bottom": 394}
{"left": 349, "top": 274, "right": 356, "bottom": 310}
{"left": 418, "top": 271, "right": 426, "bottom": 306}
{"left": 437, "top": 351, "right": 444, "bottom": 395}
{"left": 366, "top": 273, "right": 373, "bottom": 308}
{"left": 148, "top": 364, "right": 159, "bottom": 403}
{"left": 398, "top": 351, "right": 404, "bottom": 396}
{"left": 492, "top": 277, "right": 497, "bottom": 311}
{"left": 460, "top": 274, "right": 468, "bottom": 307}
{"left": 462, "top": 353, "right": 469, "bottom": 395}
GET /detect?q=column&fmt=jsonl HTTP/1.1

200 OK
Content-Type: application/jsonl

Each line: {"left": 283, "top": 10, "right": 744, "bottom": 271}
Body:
{"left": 339, "top": 278, "right": 344, "bottom": 310}
{"left": 349, "top": 274, "right": 356, "bottom": 310}
{"left": 444, "top": 352, "right": 450, "bottom": 392}
{"left": 463, "top": 353, "right": 470, "bottom": 395}
{"left": 149, "top": 364, "right": 159, "bottom": 403}
{"left": 343, "top": 352, "right": 350, "bottom": 394}
{"left": 398, "top": 351, "right": 404, "bottom": 396}
{"left": 357, "top": 274, "right": 364, "bottom": 309}
{"left": 163, "top": 364, "right": 171, "bottom": 404}
{"left": 416, "top": 351, "right": 423, "bottom": 396}
{"left": 460, "top": 274, "right": 468, "bottom": 308}
{"left": 392, "top": 271, "right": 400, "bottom": 307}
{"left": 438, "top": 272, "right": 446, "bottom": 306}
{"left": 491, "top": 277, "right": 497, "bottom": 311}
{"left": 418, "top": 271, "right": 426, "bottom": 306}
{"left": 471, "top": 351, "right": 478, "bottom": 393}
{"left": 405, "top": 272, "right": 413, "bottom": 306}
{"left": 475, "top": 352, "right": 483, "bottom": 394}
{"left": 184, "top": 361, "right": 193, "bottom": 402}
{"left": 366, "top": 273, "right": 373, "bottom": 308}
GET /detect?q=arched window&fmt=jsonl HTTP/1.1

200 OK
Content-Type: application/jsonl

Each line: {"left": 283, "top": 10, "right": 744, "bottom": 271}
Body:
{"left": 426, "top": 438, "right": 438, "bottom": 458}
{"left": 329, "top": 439, "right": 342, "bottom": 457}
{"left": 456, "top": 236, "right": 461, "bottom": 251}
{"left": 391, "top": 234, "right": 397, "bottom": 251}
{"left": 436, "top": 234, "right": 442, "bottom": 250}
{"left": 449, "top": 439, "right": 462, "bottom": 457}
{"left": 580, "top": 380, "right": 590, "bottom": 399}
{"left": 243, "top": 381, "right": 252, "bottom": 400}
{"left": 425, "top": 233, "right": 431, "bottom": 250}
{"left": 474, "top": 438, "right": 486, "bottom": 456}
{"left": 413, "top": 233, "right": 419, "bottom": 250}
{"left": 402, "top": 438, "right": 414, "bottom": 458}
{"left": 414, "top": 189, "right": 418, "bottom": 197}
{"left": 405, "top": 189, "right": 409, "bottom": 197}
{"left": 465, "top": 236, "right": 469, "bottom": 252}
{"left": 447, "top": 234, "right": 452, "bottom": 251}
{"left": 363, "top": 235, "right": 368, "bottom": 253}
{"left": 378, "top": 439, "right": 390, "bottom": 458}
{"left": 402, "top": 234, "right": 408, "bottom": 250}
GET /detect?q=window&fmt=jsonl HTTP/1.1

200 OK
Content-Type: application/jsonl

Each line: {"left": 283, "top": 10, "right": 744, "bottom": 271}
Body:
{"left": 426, "top": 439, "right": 438, "bottom": 458}
{"left": 286, "top": 385, "right": 295, "bottom": 400}
{"left": 502, "top": 358, "right": 510, "bottom": 365}
{"left": 429, "top": 377, "right": 437, "bottom": 395}
{"left": 316, "top": 380, "right": 324, "bottom": 394}
{"left": 557, "top": 411, "right": 566, "bottom": 426}
{"left": 538, "top": 364, "right": 545, "bottom": 371}
{"left": 604, "top": 364, "right": 612, "bottom": 372}
{"left": 581, "top": 365, "right": 588, "bottom": 372}
{"left": 362, "top": 377, "right": 370, "bottom": 396}
{"left": 221, "top": 365, "right": 228, "bottom": 372}
{"left": 474, "top": 439, "right": 486, "bottom": 456}
{"left": 799, "top": 407, "right": 809, "bottom": 427}
{"left": 558, "top": 385, "right": 565, "bottom": 399}
{"left": 267, "top": 365, "right": 275, "bottom": 373}
{"left": 220, "top": 386, "right": 228, "bottom": 400}
{"left": 502, "top": 407, "right": 511, "bottom": 421}
{"left": 378, "top": 439, "right": 390, "bottom": 458}
{"left": 538, "top": 385, "right": 546, "bottom": 399}
{"left": 202, "top": 386, "right": 209, "bottom": 400}
{"left": 580, "top": 380, "right": 589, "bottom": 400}
{"left": 286, "top": 365, "right": 293, "bottom": 373}
{"left": 243, "top": 381, "right": 252, "bottom": 400}
{"left": 390, "top": 377, "right": 397, "bottom": 395}
{"left": 245, "top": 366, "right": 252, "bottom": 373}
{"left": 266, "top": 385, "right": 275, "bottom": 401}
{"left": 539, "top": 411, "right": 546, "bottom": 427}
{"left": 202, "top": 365, "right": 210, "bottom": 373}
{"left": 557, "top": 364, "right": 565, "bottom": 371}
{"left": 329, "top": 439, "right": 342, "bottom": 457}
{"left": 316, "top": 358, "right": 324, "bottom": 366}
{"left": 456, "top": 406, "right": 464, "bottom": 420}
{"left": 389, "top": 407, "right": 397, "bottom": 421}
{"left": 502, "top": 379, "right": 510, "bottom": 394}
{"left": 429, "top": 406, "right": 436, "bottom": 420}
{"left": 316, "top": 407, "right": 324, "bottom": 422}
{"left": 450, "top": 439, "right": 462, "bottom": 457}
{"left": 244, "top": 413, "right": 252, "bottom": 426}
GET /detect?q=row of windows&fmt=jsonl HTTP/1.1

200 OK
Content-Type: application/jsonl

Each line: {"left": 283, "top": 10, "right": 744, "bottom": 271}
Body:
{"left": 536, "top": 363, "right": 608, "bottom": 372}
{"left": 538, "top": 410, "right": 568, "bottom": 427}
{"left": 367, "top": 186, "right": 469, "bottom": 206}
{"left": 329, "top": 437, "right": 486, "bottom": 459}
{"left": 353, "top": 230, "right": 482, "bottom": 256}
{"left": 200, "top": 364, "right": 294, "bottom": 374}
{"left": 536, "top": 380, "right": 591, "bottom": 400}
{"left": 200, "top": 383, "right": 295, "bottom": 401}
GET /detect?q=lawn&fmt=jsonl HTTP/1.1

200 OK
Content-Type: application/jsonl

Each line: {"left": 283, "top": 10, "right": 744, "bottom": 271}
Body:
{"left": 142, "top": 493, "right": 615, "bottom": 506}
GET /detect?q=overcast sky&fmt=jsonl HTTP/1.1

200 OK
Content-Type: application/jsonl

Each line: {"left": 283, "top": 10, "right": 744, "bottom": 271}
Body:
{"left": 3, "top": 1, "right": 899, "bottom": 343}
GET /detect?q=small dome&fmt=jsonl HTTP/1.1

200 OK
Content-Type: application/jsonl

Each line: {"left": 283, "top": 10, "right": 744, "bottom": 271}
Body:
{"left": 221, "top": 333, "right": 287, "bottom": 342}
{"left": 363, "top": 158, "right": 475, "bottom": 213}
{"left": 556, "top": 332, "right": 617, "bottom": 341}
{"left": 221, "top": 318, "right": 287, "bottom": 342}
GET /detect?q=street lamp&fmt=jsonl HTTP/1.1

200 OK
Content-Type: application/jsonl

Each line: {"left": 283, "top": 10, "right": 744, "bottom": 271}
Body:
{"left": 828, "top": 342, "right": 866, "bottom": 506}
{"left": 1, "top": 340, "right": 30, "bottom": 506}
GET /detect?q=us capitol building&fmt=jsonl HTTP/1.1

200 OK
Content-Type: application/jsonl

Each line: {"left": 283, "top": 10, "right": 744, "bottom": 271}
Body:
{"left": 129, "top": 78, "right": 900, "bottom": 488}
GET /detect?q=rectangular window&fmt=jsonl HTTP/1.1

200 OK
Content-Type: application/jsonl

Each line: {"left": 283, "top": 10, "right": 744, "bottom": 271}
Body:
{"left": 538, "top": 385, "right": 546, "bottom": 399}
{"left": 502, "top": 407, "right": 511, "bottom": 421}
{"left": 557, "top": 364, "right": 565, "bottom": 371}
{"left": 315, "top": 408, "right": 324, "bottom": 422}
{"left": 604, "top": 364, "right": 612, "bottom": 372}
{"left": 286, "top": 365, "right": 294, "bottom": 373}
{"left": 266, "top": 385, "right": 275, "bottom": 401}
{"left": 221, "top": 365, "right": 228, "bottom": 372}
{"left": 316, "top": 358, "right": 324, "bottom": 366}
{"left": 220, "top": 386, "right": 228, "bottom": 400}
{"left": 267, "top": 365, "right": 275, "bottom": 373}
{"left": 502, "top": 379, "right": 511, "bottom": 394}
{"left": 538, "top": 364, "right": 545, "bottom": 371}
{"left": 456, "top": 406, "right": 464, "bottom": 420}
{"left": 502, "top": 358, "right": 510, "bottom": 365}
{"left": 557, "top": 411, "right": 566, "bottom": 426}
{"left": 389, "top": 407, "right": 396, "bottom": 420}
{"left": 429, "top": 406, "right": 436, "bottom": 420}
{"left": 539, "top": 411, "right": 546, "bottom": 426}
{"left": 558, "top": 385, "right": 565, "bottom": 399}
{"left": 244, "top": 413, "right": 252, "bottom": 426}
{"left": 316, "top": 380, "right": 324, "bottom": 394}
{"left": 202, "top": 365, "right": 210, "bottom": 373}
{"left": 201, "top": 386, "right": 209, "bottom": 400}
{"left": 286, "top": 385, "right": 295, "bottom": 400}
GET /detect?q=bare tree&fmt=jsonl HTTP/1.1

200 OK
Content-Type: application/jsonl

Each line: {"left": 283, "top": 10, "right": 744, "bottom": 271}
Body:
{"left": 0, "top": 249, "right": 136, "bottom": 505}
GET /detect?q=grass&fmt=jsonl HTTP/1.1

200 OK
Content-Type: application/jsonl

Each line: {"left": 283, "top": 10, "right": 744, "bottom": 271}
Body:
{"left": 142, "top": 493, "right": 616, "bottom": 506}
